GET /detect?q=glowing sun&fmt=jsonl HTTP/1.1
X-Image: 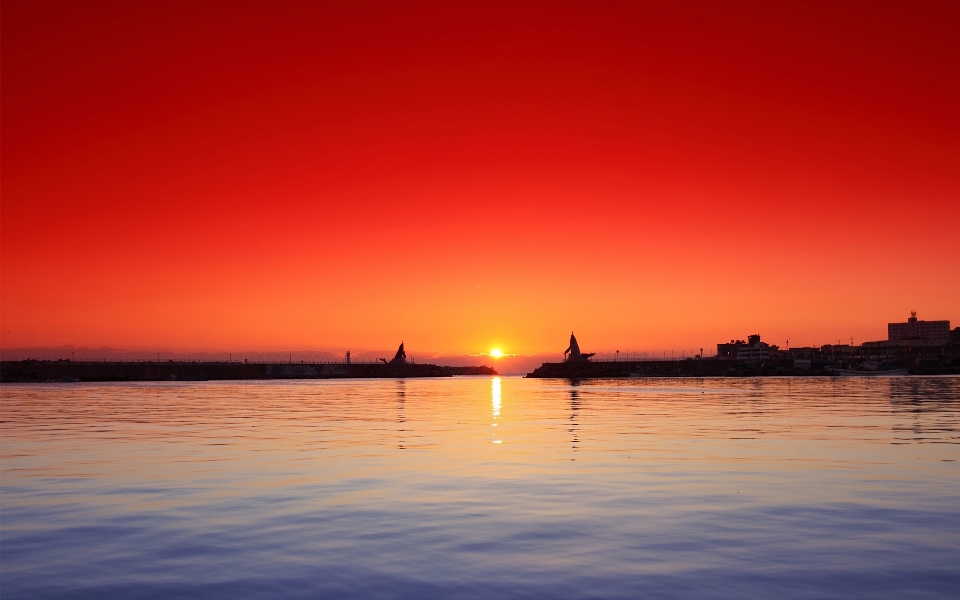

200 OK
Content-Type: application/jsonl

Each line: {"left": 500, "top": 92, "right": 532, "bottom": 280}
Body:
{"left": 490, "top": 349, "right": 504, "bottom": 358}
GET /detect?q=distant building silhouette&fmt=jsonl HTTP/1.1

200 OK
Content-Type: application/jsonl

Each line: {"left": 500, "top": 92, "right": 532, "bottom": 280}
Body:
{"left": 716, "top": 339, "right": 747, "bottom": 359}
{"left": 717, "top": 334, "right": 777, "bottom": 362}
{"left": 888, "top": 312, "right": 950, "bottom": 343}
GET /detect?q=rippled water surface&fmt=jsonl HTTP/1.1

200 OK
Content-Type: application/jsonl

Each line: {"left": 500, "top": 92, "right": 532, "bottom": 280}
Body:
{"left": 2, "top": 376, "right": 959, "bottom": 599}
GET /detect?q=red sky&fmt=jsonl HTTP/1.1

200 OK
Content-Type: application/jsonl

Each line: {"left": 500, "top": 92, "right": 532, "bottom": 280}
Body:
{"left": 3, "top": 1, "right": 958, "bottom": 357}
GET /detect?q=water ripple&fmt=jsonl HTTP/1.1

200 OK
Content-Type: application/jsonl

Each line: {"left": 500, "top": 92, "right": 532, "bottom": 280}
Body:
{"left": 2, "top": 376, "right": 959, "bottom": 598}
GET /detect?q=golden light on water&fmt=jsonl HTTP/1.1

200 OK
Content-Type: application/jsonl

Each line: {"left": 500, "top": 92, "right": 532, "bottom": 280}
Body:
{"left": 492, "top": 376, "right": 501, "bottom": 444}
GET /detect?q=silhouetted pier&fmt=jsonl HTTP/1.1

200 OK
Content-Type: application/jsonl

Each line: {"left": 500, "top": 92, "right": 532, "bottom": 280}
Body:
{"left": 0, "top": 360, "right": 496, "bottom": 383}
{"left": 526, "top": 358, "right": 800, "bottom": 378}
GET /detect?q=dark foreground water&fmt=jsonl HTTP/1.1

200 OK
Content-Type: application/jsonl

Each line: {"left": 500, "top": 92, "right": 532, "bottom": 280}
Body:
{"left": 2, "top": 377, "right": 959, "bottom": 599}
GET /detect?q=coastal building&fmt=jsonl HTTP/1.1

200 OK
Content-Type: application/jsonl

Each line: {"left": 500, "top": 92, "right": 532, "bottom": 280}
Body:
{"left": 888, "top": 312, "right": 950, "bottom": 343}
{"left": 861, "top": 338, "right": 945, "bottom": 350}
{"left": 786, "top": 347, "right": 820, "bottom": 359}
{"left": 820, "top": 344, "right": 858, "bottom": 358}
{"left": 717, "top": 334, "right": 776, "bottom": 362}
{"left": 736, "top": 335, "right": 771, "bottom": 362}
{"left": 716, "top": 339, "right": 747, "bottom": 359}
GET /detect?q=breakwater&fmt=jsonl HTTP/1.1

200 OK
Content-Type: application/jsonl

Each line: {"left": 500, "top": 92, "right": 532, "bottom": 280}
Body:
{"left": 527, "top": 358, "right": 812, "bottom": 378}
{"left": 0, "top": 360, "right": 496, "bottom": 383}
{"left": 526, "top": 356, "right": 960, "bottom": 378}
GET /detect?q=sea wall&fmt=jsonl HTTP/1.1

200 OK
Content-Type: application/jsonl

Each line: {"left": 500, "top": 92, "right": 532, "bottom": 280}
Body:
{"left": 0, "top": 361, "right": 496, "bottom": 382}
{"left": 526, "top": 359, "right": 805, "bottom": 378}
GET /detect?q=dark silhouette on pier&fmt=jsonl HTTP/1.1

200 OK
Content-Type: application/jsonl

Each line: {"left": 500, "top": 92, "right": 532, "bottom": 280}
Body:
{"left": 564, "top": 332, "right": 595, "bottom": 362}
{"left": 380, "top": 342, "right": 407, "bottom": 364}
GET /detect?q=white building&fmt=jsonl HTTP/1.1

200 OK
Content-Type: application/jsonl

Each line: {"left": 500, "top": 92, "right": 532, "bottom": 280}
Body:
{"left": 736, "top": 334, "right": 771, "bottom": 362}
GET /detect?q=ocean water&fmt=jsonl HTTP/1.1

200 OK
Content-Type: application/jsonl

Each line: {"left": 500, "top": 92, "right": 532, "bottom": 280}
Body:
{"left": 2, "top": 376, "right": 958, "bottom": 599}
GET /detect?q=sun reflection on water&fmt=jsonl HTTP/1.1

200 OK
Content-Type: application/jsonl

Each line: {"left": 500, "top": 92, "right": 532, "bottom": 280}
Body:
{"left": 492, "top": 377, "right": 501, "bottom": 443}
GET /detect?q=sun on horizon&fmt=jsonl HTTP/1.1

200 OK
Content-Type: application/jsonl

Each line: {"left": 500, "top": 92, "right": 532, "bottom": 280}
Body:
{"left": 490, "top": 349, "right": 503, "bottom": 358}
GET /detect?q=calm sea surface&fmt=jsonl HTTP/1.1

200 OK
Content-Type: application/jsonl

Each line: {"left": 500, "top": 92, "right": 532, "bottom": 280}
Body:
{"left": 2, "top": 376, "right": 959, "bottom": 599}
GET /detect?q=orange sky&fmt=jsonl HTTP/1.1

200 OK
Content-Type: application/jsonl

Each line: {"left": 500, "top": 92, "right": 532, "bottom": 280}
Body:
{"left": 2, "top": 1, "right": 958, "bottom": 357}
